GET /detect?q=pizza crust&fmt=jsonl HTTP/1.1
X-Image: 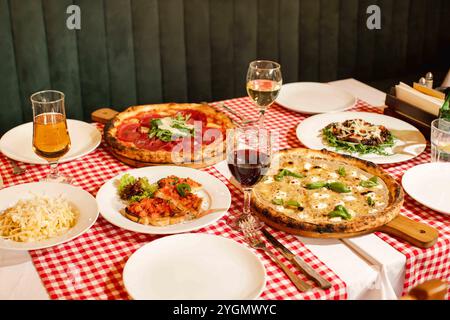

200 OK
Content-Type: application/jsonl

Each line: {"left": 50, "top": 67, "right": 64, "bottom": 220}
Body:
{"left": 251, "top": 148, "right": 404, "bottom": 236}
{"left": 104, "top": 103, "right": 235, "bottom": 164}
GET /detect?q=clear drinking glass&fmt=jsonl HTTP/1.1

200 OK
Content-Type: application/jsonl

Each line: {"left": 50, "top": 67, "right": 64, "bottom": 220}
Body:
{"left": 226, "top": 126, "right": 272, "bottom": 230}
{"left": 31, "top": 90, "right": 72, "bottom": 183}
{"left": 246, "top": 60, "right": 282, "bottom": 127}
{"left": 431, "top": 118, "right": 450, "bottom": 162}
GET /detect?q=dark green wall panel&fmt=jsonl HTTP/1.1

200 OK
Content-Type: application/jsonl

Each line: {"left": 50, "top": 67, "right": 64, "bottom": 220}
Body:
{"left": 299, "top": 0, "right": 320, "bottom": 81}
{"left": 391, "top": 0, "right": 411, "bottom": 77}
{"left": 210, "top": 0, "right": 234, "bottom": 100}
{"left": 184, "top": 0, "right": 212, "bottom": 102}
{"left": 75, "top": 0, "right": 110, "bottom": 116}
{"left": 337, "top": 0, "right": 358, "bottom": 79}
{"left": 373, "top": 0, "right": 394, "bottom": 79}
{"left": 355, "top": 0, "right": 377, "bottom": 81}
{"left": 233, "top": 0, "right": 258, "bottom": 96}
{"left": 159, "top": 0, "right": 188, "bottom": 102}
{"left": 131, "top": 0, "right": 163, "bottom": 104}
{"left": 406, "top": 0, "right": 426, "bottom": 70}
{"left": 42, "top": 0, "right": 83, "bottom": 120}
{"left": 0, "top": 0, "right": 22, "bottom": 133}
{"left": 279, "top": 0, "right": 299, "bottom": 84}
{"left": 319, "top": 0, "right": 339, "bottom": 82}
{"left": 257, "top": 0, "right": 279, "bottom": 62}
{"left": 105, "top": 0, "right": 137, "bottom": 110}
{"left": 1, "top": 0, "right": 448, "bottom": 133}
{"left": 10, "top": 0, "right": 51, "bottom": 121}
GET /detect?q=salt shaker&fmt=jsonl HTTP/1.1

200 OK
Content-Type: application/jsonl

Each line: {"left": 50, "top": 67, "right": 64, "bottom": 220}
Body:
{"left": 419, "top": 77, "right": 427, "bottom": 86}
{"left": 425, "top": 72, "right": 433, "bottom": 88}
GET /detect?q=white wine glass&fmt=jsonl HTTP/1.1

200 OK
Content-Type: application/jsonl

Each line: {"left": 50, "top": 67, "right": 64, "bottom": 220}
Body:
{"left": 246, "top": 60, "right": 282, "bottom": 127}
{"left": 31, "top": 90, "right": 72, "bottom": 183}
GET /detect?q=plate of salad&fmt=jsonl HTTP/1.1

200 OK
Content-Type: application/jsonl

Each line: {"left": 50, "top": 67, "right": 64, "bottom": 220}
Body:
{"left": 96, "top": 166, "right": 231, "bottom": 234}
{"left": 296, "top": 112, "right": 426, "bottom": 164}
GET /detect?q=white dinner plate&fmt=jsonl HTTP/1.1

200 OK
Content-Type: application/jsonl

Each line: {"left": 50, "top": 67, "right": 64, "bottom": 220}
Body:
{"left": 0, "top": 182, "right": 99, "bottom": 251}
{"left": 0, "top": 119, "right": 102, "bottom": 165}
{"left": 96, "top": 166, "right": 231, "bottom": 235}
{"left": 402, "top": 163, "right": 450, "bottom": 216}
{"left": 276, "top": 82, "right": 356, "bottom": 114}
{"left": 123, "top": 233, "right": 266, "bottom": 300}
{"left": 296, "top": 112, "right": 427, "bottom": 164}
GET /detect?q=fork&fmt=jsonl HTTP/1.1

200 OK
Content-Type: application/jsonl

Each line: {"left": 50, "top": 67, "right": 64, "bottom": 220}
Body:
{"left": 9, "top": 159, "right": 26, "bottom": 175}
{"left": 216, "top": 102, "right": 253, "bottom": 126}
{"left": 239, "top": 216, "right": 311, "bottom": 292}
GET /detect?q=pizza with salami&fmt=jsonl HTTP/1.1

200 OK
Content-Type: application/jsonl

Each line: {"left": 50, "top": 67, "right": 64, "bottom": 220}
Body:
{"left": 104, "top": 103, "right": 235, "bottom": 165}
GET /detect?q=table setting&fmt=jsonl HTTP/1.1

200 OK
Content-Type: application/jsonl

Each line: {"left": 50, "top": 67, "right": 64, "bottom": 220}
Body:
{"left": 0, "top": 61, "right": 449, "bottom": 301}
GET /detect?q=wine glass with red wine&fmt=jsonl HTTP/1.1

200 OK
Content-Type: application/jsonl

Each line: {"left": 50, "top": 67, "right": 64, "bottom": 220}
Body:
{"left": 226, "top": 126, "right": 272, "bottom": 230}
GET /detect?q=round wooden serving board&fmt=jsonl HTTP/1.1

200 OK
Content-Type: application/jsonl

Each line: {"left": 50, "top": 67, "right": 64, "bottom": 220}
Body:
{"left": 256, "top": 211, "right": 439, "bottom": 249}
{"left": 110, "top": 149, "right": 224, "bottom": 169}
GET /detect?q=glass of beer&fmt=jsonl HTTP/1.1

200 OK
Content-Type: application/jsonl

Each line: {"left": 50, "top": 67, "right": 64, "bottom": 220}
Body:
{"left": 31, "top": 90, "right": 72, "bottom": 183}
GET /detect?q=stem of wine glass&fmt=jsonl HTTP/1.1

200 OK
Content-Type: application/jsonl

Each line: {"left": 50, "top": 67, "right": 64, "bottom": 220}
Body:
{"left": 243, "top": 187, "right": 252, "bottom": 215}
{"left": 48, "top": 161, "right": 60, "bottom": 180}
{"left": 258, "top": 109, "right": 266, "bottom": 127}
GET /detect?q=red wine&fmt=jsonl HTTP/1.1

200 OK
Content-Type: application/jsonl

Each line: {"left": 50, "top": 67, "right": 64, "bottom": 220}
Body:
{"left": 228, "top": 149, "right": 270, "bottom": 187}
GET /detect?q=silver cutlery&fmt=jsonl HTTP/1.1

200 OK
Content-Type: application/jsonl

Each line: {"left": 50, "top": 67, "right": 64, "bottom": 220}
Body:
{"left": 262, "top": 228, "right": 332, "bottom": 289}
{"left": 216, "top": 102, "right": 253, "bottom": 126}
{"left": 239, "top": 215, "right": 311, "bottom": 292}
{"left": 9, "top": 159, "right": 26, "bottom": 175}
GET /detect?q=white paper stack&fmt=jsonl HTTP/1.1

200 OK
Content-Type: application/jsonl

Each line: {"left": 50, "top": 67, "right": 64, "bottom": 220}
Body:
{"left": 395, "top": 82, "right": 444, "bottom": 116}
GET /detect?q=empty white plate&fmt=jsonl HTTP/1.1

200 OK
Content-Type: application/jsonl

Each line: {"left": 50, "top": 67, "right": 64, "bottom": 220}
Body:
{"left": 123, "top": 233, "right": 266, "bottom": 300}
{"left": 402, "top": 163, "right": 450, "bottom": 216}
{"left": 276, "top": 82, "right": 356, "bottom": 114}
{"left": 0, "top": 182, "right": 99, "bottom": 250}
{"left": 0, "top": 119, "right": 102, "bottom": 165}
{"left": 296, "top": 112, "right": 427, "bottom": 164}
{"left": 96, "top": 166, "right": 231, "bottom": 235}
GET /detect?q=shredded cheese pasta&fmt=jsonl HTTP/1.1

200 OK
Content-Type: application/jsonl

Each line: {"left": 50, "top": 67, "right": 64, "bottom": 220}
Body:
{"left": 0, "top": 195, "right": 78, "bottom": 242}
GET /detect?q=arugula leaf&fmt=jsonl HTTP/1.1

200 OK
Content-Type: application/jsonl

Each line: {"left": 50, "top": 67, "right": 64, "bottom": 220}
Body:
{"left": 337, "top": 166, "right": 346, "bottom": 177}
{"left": 322, "top": 127, "right": 395, "bottom": 156}
{"left": 176, "top": 183, "right": 192, "bottom": 197}
{"left": 367, "top": 196, "right": 375, "bottom": 207}
{"left": 328, "top": 205, "right": 352, "bottom": 220}
{"left": 272, "top": 198, "right": 284, "bottom": 205}
{"left": 285, "top": 200, "right": 302, "bottom": 208}
{"left": 359, "top": 176, "right": 379, "bottom": 188}
{"left": 274, "top": 169, "right": 305, "bottom": 181}
{"left": 305, "top": 181, "right": 328, "bottom": 189}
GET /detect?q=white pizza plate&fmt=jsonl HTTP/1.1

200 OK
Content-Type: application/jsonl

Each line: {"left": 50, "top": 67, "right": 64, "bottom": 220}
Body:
{"left": 402, "top": 163, "right": 450, "bottom": 216}
{"left": 296, "top": 112, "right": 427, "bottom": 164}
{"left": 123, "top": 233, "right": 266, "bottom": 300}
{"left": 96, "top": 166, "right": 231, "bottom": 235}
{"left": 0, "top": 119, "right": 102, "bottom": 165}
{"left": 276, "top": 82, "right": 356, "bottom": 114}
{"left": 0, "top": 182, "right": 99, "bottom": 251}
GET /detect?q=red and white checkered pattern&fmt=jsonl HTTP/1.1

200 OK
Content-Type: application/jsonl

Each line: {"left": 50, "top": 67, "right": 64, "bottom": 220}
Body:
{"left": 0, "top": 97, "right": 448, "bottom": 299}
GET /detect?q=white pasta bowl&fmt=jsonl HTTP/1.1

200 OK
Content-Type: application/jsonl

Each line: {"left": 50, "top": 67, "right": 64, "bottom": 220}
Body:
{"left": 0, "top": 182, "right": 98, "bottom": 251}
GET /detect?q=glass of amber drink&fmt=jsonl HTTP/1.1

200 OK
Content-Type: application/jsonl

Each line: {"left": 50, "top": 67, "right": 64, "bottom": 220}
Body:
{"left": 31, "top": 90, "right": 72, "bottom": 183}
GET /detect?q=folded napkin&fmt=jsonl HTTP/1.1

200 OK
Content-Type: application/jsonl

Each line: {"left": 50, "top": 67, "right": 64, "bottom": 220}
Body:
{"left": 395, "top": 82, "right": 444, "bottom": 116}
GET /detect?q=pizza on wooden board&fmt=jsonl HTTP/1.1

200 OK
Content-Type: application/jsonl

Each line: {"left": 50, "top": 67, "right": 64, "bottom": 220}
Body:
{"left": 104, "top": 103, "right": 235, "bottom": 164}
{"left": 251, "top": 148, "right": 404, "bottom": 237}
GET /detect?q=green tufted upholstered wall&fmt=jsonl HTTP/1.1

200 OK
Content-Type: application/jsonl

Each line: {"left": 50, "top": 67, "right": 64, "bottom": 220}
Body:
{"left": 0, "top": 0, "right": 449, "bottom": 134}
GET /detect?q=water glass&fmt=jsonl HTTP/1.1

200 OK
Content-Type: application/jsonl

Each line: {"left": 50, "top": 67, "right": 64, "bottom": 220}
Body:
{"left": 431, "top": 118, "right": 450, "bottom": 162}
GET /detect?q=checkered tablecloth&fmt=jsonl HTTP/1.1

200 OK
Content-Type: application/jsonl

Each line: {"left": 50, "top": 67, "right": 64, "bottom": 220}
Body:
{"left": 0, "top": 97, "right": 448, "bottom": 299}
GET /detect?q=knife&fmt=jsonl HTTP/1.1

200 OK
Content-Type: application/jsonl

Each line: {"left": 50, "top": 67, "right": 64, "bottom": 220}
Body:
{"left": 262, "top": 228, "right": 332, "bottom": 289}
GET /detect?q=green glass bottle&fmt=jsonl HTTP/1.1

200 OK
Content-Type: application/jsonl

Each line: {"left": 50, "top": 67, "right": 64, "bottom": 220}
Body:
{"left": 438, "top": 89, "right": 450, "bottom": 121}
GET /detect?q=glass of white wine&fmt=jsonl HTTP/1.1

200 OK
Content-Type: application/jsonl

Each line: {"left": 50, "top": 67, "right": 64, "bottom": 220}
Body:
{"left": 31, "top": 90, "right": 72, "bottom": 183}
{"left": 246, "top": 60, "right": 282, "bottom": 127}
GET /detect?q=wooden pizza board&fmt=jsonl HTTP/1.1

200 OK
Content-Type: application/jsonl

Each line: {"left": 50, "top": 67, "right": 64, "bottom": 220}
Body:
{"left": 92, "top": 108, "right": 226, "bottom": 169}
{"left": 255, "top": 211, "right": 439, "bottom": 249}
